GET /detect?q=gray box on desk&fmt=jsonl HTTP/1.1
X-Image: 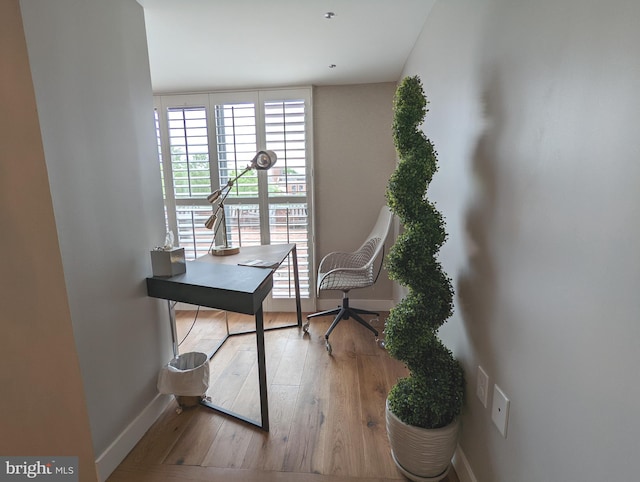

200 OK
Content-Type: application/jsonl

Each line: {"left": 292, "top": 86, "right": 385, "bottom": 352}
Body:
{"left": 151, "top": 248, "right": 186, "bottom": 277}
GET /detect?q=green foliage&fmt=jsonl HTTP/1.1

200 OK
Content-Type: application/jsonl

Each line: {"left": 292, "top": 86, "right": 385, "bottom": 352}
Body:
{"left": 384, "top": 76, "right": 465, "bottom": 429}
{"left": 387, "top": 351, "right": 465, "bottom": 429}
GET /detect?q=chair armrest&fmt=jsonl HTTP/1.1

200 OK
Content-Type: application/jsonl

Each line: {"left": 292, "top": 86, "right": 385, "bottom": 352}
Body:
{"left": 318, "top": 249, "right": 370, "bottom": 272}
{"left": 318, "top": 251, "right": 357, "bottom": 273}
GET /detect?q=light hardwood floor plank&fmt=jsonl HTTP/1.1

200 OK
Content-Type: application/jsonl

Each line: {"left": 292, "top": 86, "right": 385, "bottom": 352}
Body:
{"left": 121, "top": 401, "right": 198, "bottom": 466}
{"left": 162, "top": 406, "right": 224, "bottom": 466}
{"left": 240, "top": 384, "right": 299, "bottom": 472}
{"left": 280, "top": 323, "right": 331, "bottom": 474}
{"left": 108, "top": 311, "right": 459, "bottom": 482}
{"left": 357, "top": 354, "right": 401, "bottom": 479}
{"left": 109, "top": 463, "right": 418, "bottom": 482}
{"left": 271, "top": 336, "right": 310, "bottom": 387}
{"left": 322, "top": 350, "right": 365, "bottom": 477}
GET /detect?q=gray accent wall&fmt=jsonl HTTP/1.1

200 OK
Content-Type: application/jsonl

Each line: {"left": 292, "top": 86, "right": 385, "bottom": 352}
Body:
{"left": 313, "top": 83, "right": 398, "bottom": 302}
{"left": 402, "top": 1, "right": 640, "bottom": 480}
{"left": 1, "top": 1, "right": 96, "bottom": 479}
{"left": 19, "top": 0, "right": 172, "bottom": 461}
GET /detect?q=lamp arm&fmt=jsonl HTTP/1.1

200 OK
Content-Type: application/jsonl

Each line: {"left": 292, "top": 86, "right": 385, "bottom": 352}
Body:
{"left": 205, "top": 164, "right": 252, "bottom": 249}
{"left": 226, "top": 164, "right": 253, "bottom": 187}
{"left": 205, "top": 149, "right": 276, "bottom": 203}
{"left": 206, "top": 164, "right": 253, "bottom": 203}
{"left": 203, "top": 150, "right": 276, "bottom": 255}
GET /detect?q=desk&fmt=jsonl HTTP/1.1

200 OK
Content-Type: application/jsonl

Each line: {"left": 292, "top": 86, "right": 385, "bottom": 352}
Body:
{"left": 146, "top": 243, "right": 301, "bottom": 431}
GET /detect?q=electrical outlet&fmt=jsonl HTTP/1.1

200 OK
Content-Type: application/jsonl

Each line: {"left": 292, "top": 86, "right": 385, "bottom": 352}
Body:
{"left": 476, "top": 366, "right": 489, "bottom": 408}
{"left": 491, "top": 384, "right": 510, "bottom": 438}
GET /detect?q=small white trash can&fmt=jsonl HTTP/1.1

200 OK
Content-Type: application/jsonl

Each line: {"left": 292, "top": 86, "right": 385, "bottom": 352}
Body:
{"left": 157, "top": 351, "right": 209, "bottom": 407}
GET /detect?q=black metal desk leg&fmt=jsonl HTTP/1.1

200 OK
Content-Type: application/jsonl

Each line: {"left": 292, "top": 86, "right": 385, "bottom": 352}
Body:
{"left": 255, "top": 306, "right": 269, "bottom": 431}
{"left": 292, "top": 245, "right": 302, "bottom": 327}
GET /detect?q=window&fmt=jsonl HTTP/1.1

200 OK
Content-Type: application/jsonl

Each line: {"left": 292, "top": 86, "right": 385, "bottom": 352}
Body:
{"left": 154, "top": 89, "right": 313, "bottom": 308}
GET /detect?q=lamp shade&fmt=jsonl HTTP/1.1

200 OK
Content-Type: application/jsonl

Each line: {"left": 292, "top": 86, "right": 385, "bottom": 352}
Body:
{"left": 252, "top": 150, "right": 277, "bottom": 170}
{"left": 204, "top": 214, "right": 217, "bottom": 230}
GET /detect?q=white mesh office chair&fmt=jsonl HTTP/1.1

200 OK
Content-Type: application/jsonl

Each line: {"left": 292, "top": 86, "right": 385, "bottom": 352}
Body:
{"left": 303, "top": 206, "right": 393, "bottom": 354}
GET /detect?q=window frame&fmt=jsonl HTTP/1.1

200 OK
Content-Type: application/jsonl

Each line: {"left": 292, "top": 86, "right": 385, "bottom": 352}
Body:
{"left": 154, "top": 88, "right": 315, "bottom": 311}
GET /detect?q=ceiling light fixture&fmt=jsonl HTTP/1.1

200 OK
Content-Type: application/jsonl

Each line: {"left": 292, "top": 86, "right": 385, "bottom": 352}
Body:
{"left": 324, "top": 11, "right": 335, "bottom": 19}
{"left": 329, "top": 64, "right": 337, "bottom": 69}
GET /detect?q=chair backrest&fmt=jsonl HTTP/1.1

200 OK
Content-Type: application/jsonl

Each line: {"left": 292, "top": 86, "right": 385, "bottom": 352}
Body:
{"left": 357, "top": 205, "right": 394, "bottom": 271}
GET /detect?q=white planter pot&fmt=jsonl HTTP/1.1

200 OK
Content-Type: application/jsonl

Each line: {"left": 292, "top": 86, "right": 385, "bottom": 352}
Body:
{"left": 385, "top": 400, "right": 460, "bottom": 481}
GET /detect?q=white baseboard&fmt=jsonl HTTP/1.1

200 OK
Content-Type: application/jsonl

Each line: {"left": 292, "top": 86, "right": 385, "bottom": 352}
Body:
{"left": 453, "top": 445, "right": 478, "bottom": 482}
{"left": 95, "top": 393, "right": 172, "bottom": 481}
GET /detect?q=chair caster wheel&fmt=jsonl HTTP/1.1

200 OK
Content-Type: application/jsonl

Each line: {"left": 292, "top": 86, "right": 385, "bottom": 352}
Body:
{"left": 303, "top": 321, "right": 310, "bottom": 334}
{"left": 325, "top": 339, "right": 332, "bottom": 355}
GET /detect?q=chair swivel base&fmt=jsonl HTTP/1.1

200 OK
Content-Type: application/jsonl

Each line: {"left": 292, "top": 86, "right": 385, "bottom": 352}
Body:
{"left": 304, "top": 297, "right": 379, "bottom": 354}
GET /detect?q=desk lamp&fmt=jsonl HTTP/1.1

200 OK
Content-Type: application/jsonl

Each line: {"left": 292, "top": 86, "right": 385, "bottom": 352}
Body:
{"left": 204, "top": 150, "right": 277, "bottom": 256}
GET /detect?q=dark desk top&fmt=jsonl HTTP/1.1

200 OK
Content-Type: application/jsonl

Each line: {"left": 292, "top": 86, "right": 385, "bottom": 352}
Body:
{"left": 146, "top": 244, "right": 296, "bottom": 315}
{"left": 146, "top": 260, "right": 273, "bottom": 315}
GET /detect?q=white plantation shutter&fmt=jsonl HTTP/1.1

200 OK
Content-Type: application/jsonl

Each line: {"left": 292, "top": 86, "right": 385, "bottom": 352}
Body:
{"left": 263, "top": 98, "right": 310, "bottom": 298}
{"left": 158, "top": 101, "right": 215, "bottom": 259}
{"left": 265, "top": 99, "right": 307, "bottom": 198}
{"left": 215, "top": 102, "right": 258, "bottom": 198}
{"left": 212, "top": 100, "right": 261, "bottom": 249}
{"left": 154, "top": 109, "right": 164, "bottom": 197}
{"left": 167, "top": 107, "right": 211, "bottom": 199}
{"left": 154, "top": 89, "right": 313, "bottom": 305}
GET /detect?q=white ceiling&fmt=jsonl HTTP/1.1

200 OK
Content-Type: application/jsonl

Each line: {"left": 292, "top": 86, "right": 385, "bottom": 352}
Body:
{"left": 140, "top": 0, "right": 435, "bottom": 93}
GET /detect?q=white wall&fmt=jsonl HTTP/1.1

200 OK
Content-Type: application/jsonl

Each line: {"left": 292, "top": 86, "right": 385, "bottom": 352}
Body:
{"left": 19, "top": 0, "right": 172, "bottom": 474}
{"left": 403, "top": 1, "right": 640, "bottom": 480}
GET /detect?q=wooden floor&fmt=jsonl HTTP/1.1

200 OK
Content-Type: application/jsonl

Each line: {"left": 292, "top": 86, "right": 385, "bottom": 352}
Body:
{"left": 107, "top": 310, "right": 459, "bottom": 482}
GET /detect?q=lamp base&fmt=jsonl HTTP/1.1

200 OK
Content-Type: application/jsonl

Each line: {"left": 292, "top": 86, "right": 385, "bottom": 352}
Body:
{"left": 210, "top": 246, "right": 240, "bottom": 256}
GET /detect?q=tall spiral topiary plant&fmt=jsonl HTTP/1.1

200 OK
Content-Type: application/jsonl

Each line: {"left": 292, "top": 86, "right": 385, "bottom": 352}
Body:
{"left": 385, "top": 76, "right": 465, "bottom": 431}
